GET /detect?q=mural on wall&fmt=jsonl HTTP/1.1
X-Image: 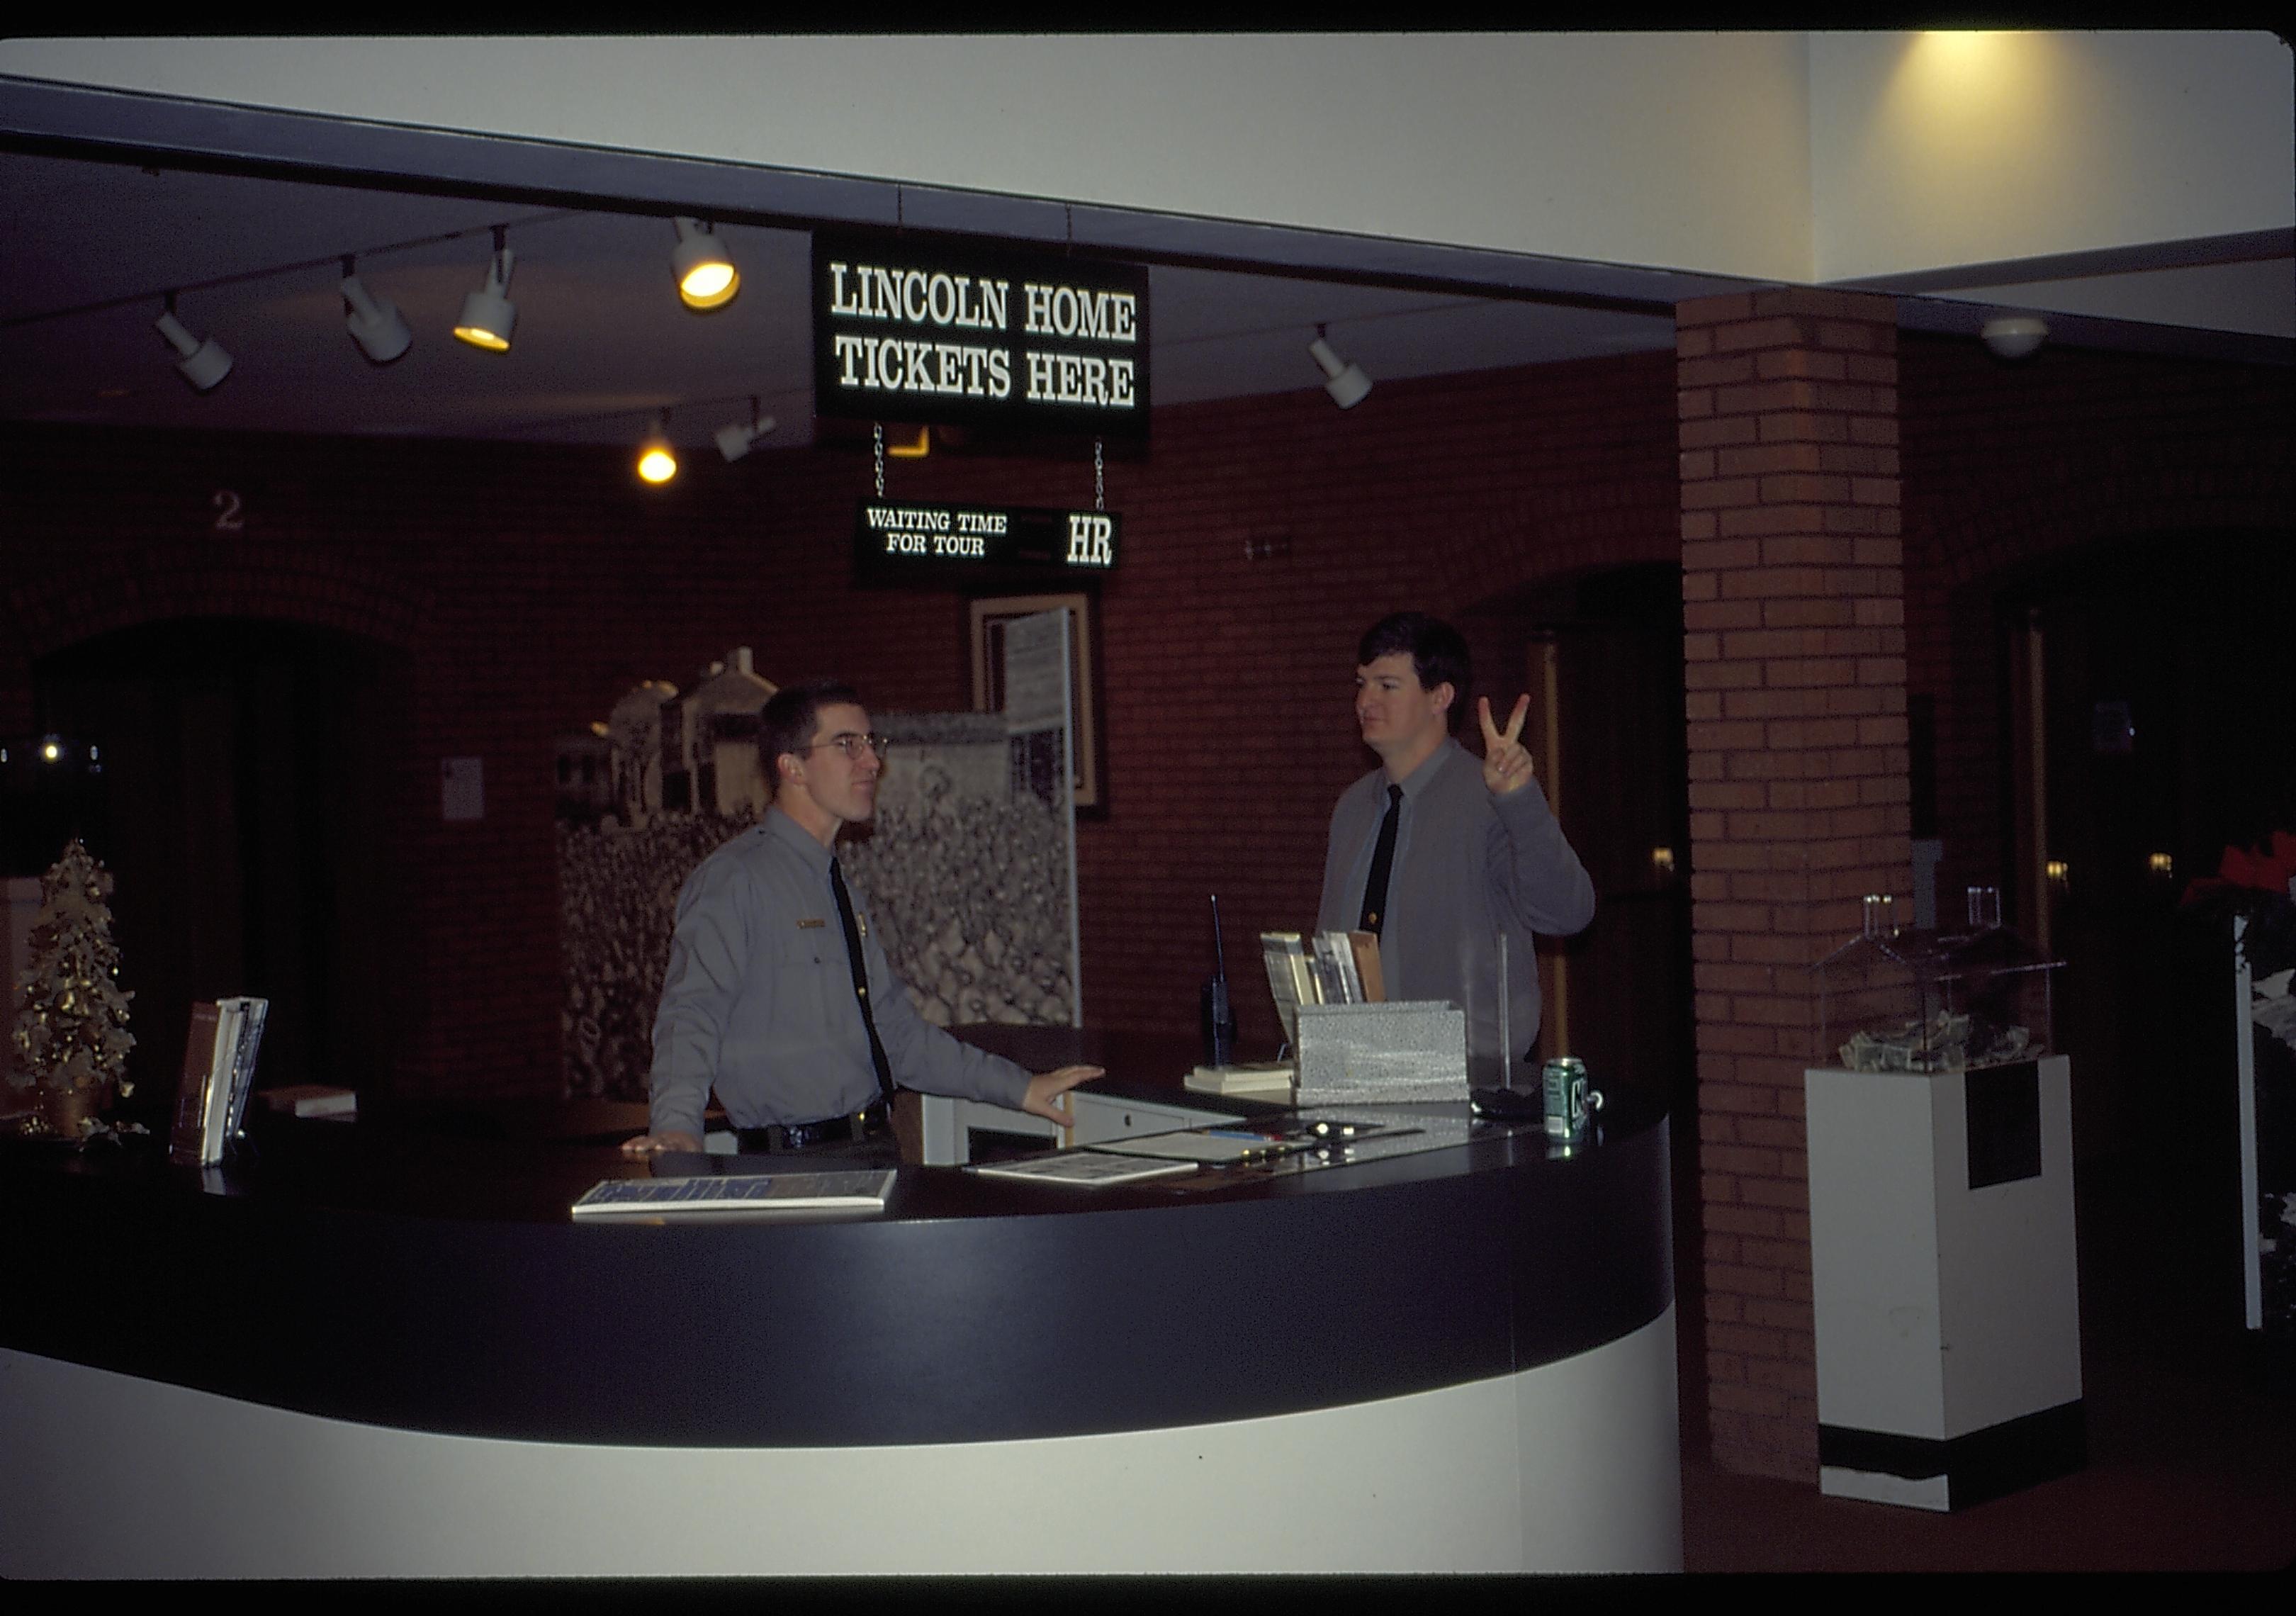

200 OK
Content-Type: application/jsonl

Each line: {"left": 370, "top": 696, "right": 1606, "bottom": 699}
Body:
{"left": 556, "top": 645, "right": 1079, "bottom": 1101}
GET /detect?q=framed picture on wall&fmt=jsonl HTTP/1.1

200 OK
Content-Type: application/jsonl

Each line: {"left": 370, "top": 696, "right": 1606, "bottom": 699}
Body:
{"left": 969, "top": 592, "right": 1103, "bottom": 814}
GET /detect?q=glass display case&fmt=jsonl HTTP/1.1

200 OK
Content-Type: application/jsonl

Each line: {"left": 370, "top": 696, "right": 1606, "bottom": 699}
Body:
{"left": 1813, "top": 890, "right": 2064, "bottom": 1074}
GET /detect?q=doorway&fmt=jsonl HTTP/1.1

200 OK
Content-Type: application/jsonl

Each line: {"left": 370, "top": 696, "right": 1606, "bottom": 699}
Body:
{"left": 1998, "top": 530, "right": 2296, "bottom": 1334}
{"left": 1463, "top": 561, "right": 1699, "bottom": 1432}
{"left": 31, "top": 618, "right": 405, "bottom": 1120}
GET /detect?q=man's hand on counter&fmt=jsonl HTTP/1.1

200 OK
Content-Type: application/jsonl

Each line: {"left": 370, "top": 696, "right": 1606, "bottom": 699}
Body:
{"left": 620, "top": 1130, "right": 704, "bottom": 1157}
{"left": 1023, "top": 1065, "right": 1105, "bottom": 1124}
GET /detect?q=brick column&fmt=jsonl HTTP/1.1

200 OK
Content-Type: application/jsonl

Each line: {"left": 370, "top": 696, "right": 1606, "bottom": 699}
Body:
{"left": 1676, "top": 288, "right": 1910, "bottom": 1483}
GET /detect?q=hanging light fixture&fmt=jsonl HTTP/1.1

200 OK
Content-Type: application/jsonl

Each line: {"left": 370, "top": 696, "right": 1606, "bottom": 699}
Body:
{"left": 340, "top": 255, "right": 413, "bottom": 364}
{"left": 714, "top": 396, "right": 778, "bottom": 462}
{"left": 671, "top": 217, "right": 739, "bottom": 310}
{"left": 1308, "top": 325, "right": 1371, "bottom": 409}
{"left": 454, "top": 225, "right": 517, "bottom": 352}
{"left": 636, "top": 412, "right": 680, "bottom": 484}
{"left": 154, "top": 293, "right": 233, "bottom": 392}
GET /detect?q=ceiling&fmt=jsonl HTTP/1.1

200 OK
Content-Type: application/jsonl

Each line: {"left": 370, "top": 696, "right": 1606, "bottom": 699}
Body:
{"left": 1, "top": 145, "right": 2287, "bottom": 458}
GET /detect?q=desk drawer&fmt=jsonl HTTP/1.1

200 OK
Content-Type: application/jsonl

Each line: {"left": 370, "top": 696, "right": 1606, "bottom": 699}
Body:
{"left": 1068, "top": 1094, "right": 1215, "bottom": 1146}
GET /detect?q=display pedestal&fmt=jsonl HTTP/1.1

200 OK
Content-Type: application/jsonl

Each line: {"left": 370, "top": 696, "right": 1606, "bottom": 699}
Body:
{"left": 1805, "top": 1054, "right": 2084, "bottom": 1510}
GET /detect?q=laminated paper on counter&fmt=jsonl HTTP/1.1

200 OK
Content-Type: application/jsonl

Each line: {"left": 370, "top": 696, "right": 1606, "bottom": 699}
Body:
{"left": 1295, "top": 1001, "right": 1468, "bottom": 1106}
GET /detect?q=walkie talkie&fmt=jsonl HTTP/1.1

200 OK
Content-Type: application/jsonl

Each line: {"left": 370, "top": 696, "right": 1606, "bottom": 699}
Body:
{"left": 1200, "top": 894, "right": 1239, "bottom": 1067}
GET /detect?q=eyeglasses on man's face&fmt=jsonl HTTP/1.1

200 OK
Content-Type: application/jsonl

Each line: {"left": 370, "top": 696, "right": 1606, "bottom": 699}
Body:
{"left": 804, "top": 731, "right": 891, "bottom": 762}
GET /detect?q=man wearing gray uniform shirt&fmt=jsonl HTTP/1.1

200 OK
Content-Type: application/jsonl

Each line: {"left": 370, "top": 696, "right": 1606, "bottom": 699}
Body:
{"left": 623, "top": 676, "right": 1099, "bottom": 1162}
{"left": 1317, "top": 613, "right": 1596, "bottom": 1076}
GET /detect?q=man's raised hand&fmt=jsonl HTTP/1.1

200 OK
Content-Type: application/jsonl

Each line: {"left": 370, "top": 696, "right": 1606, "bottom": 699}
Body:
{"left": 1479, "top": 694, "right": 1535, "bottom": 797}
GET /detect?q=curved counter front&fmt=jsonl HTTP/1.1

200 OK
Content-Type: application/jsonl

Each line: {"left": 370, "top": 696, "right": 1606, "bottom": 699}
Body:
{"left": 1, "top": 1079, "right": 1680, "bottom": 1576}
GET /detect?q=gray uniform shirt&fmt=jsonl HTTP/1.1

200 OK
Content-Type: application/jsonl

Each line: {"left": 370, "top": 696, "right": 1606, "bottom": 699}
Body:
{"left": 1317, "top": 737, "right": 1595, "bottom": 1067}
{"left": 647, "top": 807, "right": 1032, "bottom": 1136}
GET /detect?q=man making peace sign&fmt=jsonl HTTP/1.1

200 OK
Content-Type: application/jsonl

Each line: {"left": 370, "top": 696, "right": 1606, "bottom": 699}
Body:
{"left": 1315, "top": 612, "right": 1596, "bottom": 1077}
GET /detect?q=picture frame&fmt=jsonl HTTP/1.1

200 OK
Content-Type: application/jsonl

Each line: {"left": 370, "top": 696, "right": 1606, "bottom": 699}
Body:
{"left": 969, "top": 591, "right": 1103, "bottom": 814}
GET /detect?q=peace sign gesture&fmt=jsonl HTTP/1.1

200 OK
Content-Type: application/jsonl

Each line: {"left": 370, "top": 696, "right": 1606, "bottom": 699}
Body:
{"left": 1479, "top": 694, "right": 1536, "bottom": 797}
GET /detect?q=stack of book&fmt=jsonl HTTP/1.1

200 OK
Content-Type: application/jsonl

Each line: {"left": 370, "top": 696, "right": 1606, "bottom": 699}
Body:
{"left": 168, "top": 997, "right": 270, "bottom": 1166}
{"left": 1184, "top": 1060, "right": 1297, "bottom": 1098}
{"left": 1259, "top": 929, "right": 1385, "bottom": 1044}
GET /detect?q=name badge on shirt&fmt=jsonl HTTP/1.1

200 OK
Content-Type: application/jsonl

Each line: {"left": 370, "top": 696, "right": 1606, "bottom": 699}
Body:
{"left": 797, "top": 918, "right": 826, "bottom": 929}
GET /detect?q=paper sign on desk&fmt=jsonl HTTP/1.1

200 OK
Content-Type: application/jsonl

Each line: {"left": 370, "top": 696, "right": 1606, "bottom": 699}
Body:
{"left": 967, "top": 1151, "right": 1198, "bottom": 1187}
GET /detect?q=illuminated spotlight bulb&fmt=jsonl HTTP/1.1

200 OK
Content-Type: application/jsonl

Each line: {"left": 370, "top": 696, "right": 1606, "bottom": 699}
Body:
{"left": 636, "top": 417, "right": 680, "bottom": 485}
{"left": 341, "top": 263, "right": 413, "bottom": 364}
{"left": 714, "top": 398, "right": 777, "bottom": 462}
{"left": 1981, "top": 315, "right": 2048, "bottom": 360}
{"left": 154, "top": 303, "right": 233, "bottom": 391}
{"left": 1308, "top": 326, "right": 1371, "bottom": 409}
{"left": 672, "top": 217, "right": 739, "bottom": 310}
{"left": 454, "top": 229, "right": 517, "bottom": 352}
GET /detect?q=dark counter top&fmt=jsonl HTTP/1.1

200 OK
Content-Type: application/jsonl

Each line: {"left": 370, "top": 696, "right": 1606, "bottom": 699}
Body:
{"left": 2, "top": 1031, "right": 1673, "bottom": 1450}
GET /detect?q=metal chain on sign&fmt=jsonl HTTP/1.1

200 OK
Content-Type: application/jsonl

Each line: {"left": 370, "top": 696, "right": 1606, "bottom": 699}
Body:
{"left": 1093, "top": 437, "right": 1105, "bottom": 512}
{"left": 873, "top": 422, "right": 884, "bottom": 498}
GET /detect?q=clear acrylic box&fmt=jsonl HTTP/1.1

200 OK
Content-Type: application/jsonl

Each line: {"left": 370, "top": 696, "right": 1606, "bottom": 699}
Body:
{"left": 1813, "top": 891, "right": 2064, "bottom": 1074}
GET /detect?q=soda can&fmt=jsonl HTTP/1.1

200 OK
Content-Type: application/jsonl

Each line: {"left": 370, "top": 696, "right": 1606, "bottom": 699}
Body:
{"left": 1541, "top": 1057, "right": 1597, "bottom": 1145}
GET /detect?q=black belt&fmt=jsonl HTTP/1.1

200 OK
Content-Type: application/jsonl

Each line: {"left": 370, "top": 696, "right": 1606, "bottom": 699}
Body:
{"left": 735, "top": 1101, "right": 891, "bottom": 1155}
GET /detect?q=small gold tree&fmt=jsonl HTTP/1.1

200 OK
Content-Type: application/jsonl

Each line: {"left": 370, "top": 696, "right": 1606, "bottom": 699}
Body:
{"left": 11, "top": 839, "right": 135, "bottom": 1137}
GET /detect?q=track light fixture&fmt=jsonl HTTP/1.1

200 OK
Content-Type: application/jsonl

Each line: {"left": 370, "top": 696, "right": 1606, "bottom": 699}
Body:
{"left": 714, "top": 396, "right": 778, "bottom": 463}
{"left": 340, "top": 255, "right": 413, "bottom": 364}
{"left": 1309, "top": 325, "right": 1372, "bottom": 409}
{"left": 454, "top": 226, "right": 518, "bottom": 352}
{"left": 154, "top": 292, "right": 232, "bottom": 392}
{"left": 671, "top": 217, "right": 740, "bottom": 310}
{"left": 636, "top": 412, "right": 680, "bottom": 485}
{"left": 1981, "top": 314, "right": 2049, "bottom": 360}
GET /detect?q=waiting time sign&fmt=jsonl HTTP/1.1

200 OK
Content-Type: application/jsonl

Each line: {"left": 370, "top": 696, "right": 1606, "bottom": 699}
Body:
{"left": 814, "top": 233, "right": 1150, "bottom": 438}
{"left": 854, "top": 500, "right": 1120, "bottom": 583}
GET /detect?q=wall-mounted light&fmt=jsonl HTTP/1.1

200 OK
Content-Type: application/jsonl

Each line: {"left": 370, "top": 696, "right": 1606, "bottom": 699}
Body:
{"left": 2045, "top": 858, "right": 2071, "bottom": 889}
{"left": 154, "top": 293, "right": 232, "bottom": 392}
{"left": 454, "top": 226, "right": 517, "bottom": 352}
{"left": 1650, "top": 846, "right": 1677, "bottom": 878}
{"left": 885, "top": 425, "right": 930, "bottom": 459}
{"left": 1308, "top": 324, "right": 1372, "bottom": 409}
{"left": 341, "top": 256, "right": 413, "bottom": 364}
{"left": 1981, "top": 315, "right": 2048, "bottom": 360}
{"left": 671, "top": 217, "right": 739, "bottom": 310}
{"left": 636, "top": 413, "right": 679, "bottom": 485}
{"left": 2147, "top": 852, "right": 2175, "bottom": 878}
{"left": 714, "top": 396, "right": 778, "bottom": 463}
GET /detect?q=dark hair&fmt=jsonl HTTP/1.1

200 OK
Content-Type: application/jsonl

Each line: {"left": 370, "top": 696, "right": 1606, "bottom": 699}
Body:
{"left": 1358, "top": 612, "right": 1472, "bottom": 732}
{"left": 758, "top": 676, "right": 864, "bottom": 792}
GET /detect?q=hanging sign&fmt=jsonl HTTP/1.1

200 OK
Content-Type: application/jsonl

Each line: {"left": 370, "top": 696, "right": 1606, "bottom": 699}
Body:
{"left": 854, "top": 499, "right": 1120, "bottom": 583}
{"left": 814, "top": 233, "right": 1150, "bottom": 439}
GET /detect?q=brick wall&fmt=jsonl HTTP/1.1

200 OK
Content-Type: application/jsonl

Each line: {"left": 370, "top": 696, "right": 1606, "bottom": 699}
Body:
{"left": 0, "top": 349, "right": 1677, "bottom": 1098}
{"left": 1676, "top": 288, "right": 1910, "bottom": 1483}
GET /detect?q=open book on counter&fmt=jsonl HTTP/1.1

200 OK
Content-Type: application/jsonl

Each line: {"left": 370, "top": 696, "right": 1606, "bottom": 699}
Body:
{"left": 572, "top": 1169, "right": 895, "bottom": 1217}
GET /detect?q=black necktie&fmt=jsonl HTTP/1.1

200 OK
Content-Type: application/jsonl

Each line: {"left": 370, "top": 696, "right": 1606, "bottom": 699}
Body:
{"left": 1358, "top": 783, "right": 1405, "bottom": 936}
{"left": 828, "top": 857, "right": 896, "bottom": 1107}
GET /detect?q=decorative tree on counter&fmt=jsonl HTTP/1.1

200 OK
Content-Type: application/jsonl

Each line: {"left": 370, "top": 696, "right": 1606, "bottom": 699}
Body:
{"left": 10, "top": 838, "right": 135, "bottom": 1135}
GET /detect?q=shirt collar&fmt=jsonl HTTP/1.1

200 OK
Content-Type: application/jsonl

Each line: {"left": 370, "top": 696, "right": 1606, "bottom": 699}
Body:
{"left": 1390, "top": 735, "right": 1465, "bottom": 803}
{"left": 764, "top": 805, "right": 837, "bottom": 874}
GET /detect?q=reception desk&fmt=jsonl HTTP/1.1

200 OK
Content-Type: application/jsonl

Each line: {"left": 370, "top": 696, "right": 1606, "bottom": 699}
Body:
{"left": 0, "top": 1034, "right": 1681, "bottom": 1576}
